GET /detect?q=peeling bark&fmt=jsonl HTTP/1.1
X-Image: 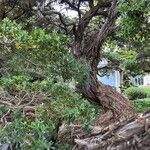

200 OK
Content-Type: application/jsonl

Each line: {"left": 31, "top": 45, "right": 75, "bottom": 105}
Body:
{"left": 72, "top": 0, "right": 135, "bottom": 123}
{"left": 76, "top": 72, "right": 135, "bottom": 125}
{"left": 75, "top": 111, "right": 150, "bottom": 150}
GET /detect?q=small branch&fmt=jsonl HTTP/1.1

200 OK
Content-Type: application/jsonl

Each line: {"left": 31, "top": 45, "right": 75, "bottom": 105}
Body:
{"left": 40, "top": 10, "right": 75, "bottom": 33}
{"left": 88, "top": 0, "right": 94, "bottom": 9}
{"left": 11, "top": 10, "right": 26, "bottom": 20}
{"left": 61, "top": 0, "right": 79, "bottom": 12}
{"left": 4, "top": 0, "right": 19, "bottom": 16}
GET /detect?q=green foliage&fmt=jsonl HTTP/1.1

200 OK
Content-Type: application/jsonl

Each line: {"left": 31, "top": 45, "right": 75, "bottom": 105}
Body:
{"left": 102, "top": 0, "right": 150, "bottom": 75}
{"left": 0, "top": 105, "right": 7, "bottom": 117}
{"left": 0, "top": 19, "right": 97, "bottom": 149}
{"left": 125, "top": 87, "right": 150, "bottom": 112}
{"left": 141, "top": 87, "right": 150, "bottom": 97}
{"left": 0, "top": 76, "right": 99, "bottom": 149}
{"left": 0, "top": 75, "right": 99, "bottom": 123}
{"left": 102, "top": 41, "right": 143, "bottom": 75}
{"left": 0, "top": 75, "right": 28, "bottom": 93}
{"left": 35, "top": 82, "right": 99, "bottom": 126}
{"left": 117, "top": 50, "right": 136, "bottom": 67}
{"left": 124, "top": 86, "right": 147, "bottom": 100}
{"left": 118, "top": 0, "right": 150, "bottom": 39}
{"left": 0, "top": 18, "right": 90, "bottom": 84}
{"left": 0, "top": 112, "right": 55, "bottom": 150}
{"left": 104, "top": 48, "right": 137, "bottom": 68}
{"left": 133, "top": 98, "right": 150, "bottom": 112}
{"left": 109, "top": 0, "right": 150, "bottom": 74}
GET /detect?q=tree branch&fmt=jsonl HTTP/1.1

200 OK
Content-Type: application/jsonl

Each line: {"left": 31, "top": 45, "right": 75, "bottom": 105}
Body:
{"left": 61, "top": 0, "right": 79, "bottom": 12}
{"left": 39, "top": 10, "right": 75, "bottom": 34}
{"left": 4, "top": 0, "right": 19, "bottom": 16}
{"left": 88, "top": 0, "right": 94, "bottom": 9}
{"left": 0, "top": 0, "right": 6, "bottom": 21}
{"left": 11, "top": 10, "right": 26, "bottom": 20}
{"left": 84, "top": 0, "right": 117, "bottom": 68}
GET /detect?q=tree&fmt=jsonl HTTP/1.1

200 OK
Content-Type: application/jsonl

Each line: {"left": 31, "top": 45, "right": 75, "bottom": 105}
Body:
{"left": 0, "top": 0, "right": 136, "bottom": 123}
{"left": 1, "top": 0, "right": 149, "bottom": 124}
{"left": 100, "top": 0, "right": 150, "bottom": 90}
{"left": 46, "top": 0, "right": 134, "bottom": 122}
{"left": 0, "top": 1, "right": 150, "bottom": 149}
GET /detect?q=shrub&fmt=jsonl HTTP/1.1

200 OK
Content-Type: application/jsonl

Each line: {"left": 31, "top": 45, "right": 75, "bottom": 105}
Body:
{"left": 133, "top": 98, "right": 150, "bottom": 112}
{"left": 0, "top": 19, "right": 97, "bottom": 149}
{"left": 124, "top": 87, "right": 147, "bottom": 100}
{"left": 0, "top": 77, "right": 99, "bottom": 149}
{"left": 141, "top": 87, "right": 150, "bottom": 98}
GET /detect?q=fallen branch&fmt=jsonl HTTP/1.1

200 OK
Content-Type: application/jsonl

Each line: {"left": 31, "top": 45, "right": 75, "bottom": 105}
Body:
{"left": 0, "top": 91, "right": 50, "bottom": 126}
{"left": 75, "top": 111, "right": 150, "bottom": 150}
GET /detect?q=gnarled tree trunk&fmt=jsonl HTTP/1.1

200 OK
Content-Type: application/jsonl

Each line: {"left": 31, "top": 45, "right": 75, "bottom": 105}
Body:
{"left": 0, "top": 0, "right": 6, "bottom": 21}
{"left": 76, "top": 72, "right": 134, "bottom": 125}
{"left": 72, "top": 0, "right": 135, "bottom": 124}
{"left": 75, "top": 111, "right": 150, "bottom": 150}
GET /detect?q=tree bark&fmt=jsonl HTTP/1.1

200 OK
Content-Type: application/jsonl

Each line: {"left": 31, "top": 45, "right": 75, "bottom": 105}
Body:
{"left": 72, "top": 0, "right": 135, "bottom": 124}
{"left": 0, "top": 0, "right": 6, "bottom": 21}
{"left": 75, "top": 111, "right": 150, "bottom": 150}
{"left": 76, "top": 72, "right": 134, "bottom": 125}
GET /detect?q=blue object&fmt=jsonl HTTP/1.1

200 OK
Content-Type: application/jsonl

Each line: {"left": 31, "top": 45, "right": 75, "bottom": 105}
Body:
{"left": 98, "top": 72, "right": 116, "bottom": 87}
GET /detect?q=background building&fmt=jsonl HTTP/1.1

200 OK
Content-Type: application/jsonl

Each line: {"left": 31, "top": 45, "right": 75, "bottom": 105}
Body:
{"left": 98, "top": 59, "right": 150, "bottom": 91}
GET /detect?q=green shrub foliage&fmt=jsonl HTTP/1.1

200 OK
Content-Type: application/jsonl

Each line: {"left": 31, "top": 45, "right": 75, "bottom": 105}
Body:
{"left": 0, "top": 18, "right": 90, "bottom": 84}
{"left": 133, "top": 98, "right": 150, "bottom": 112}
{"left": 124, "top": 87, "right": 147, "bottom": 100}
{"left": 0, "top": 19, "right": 98, "bottom": 149}
{"left": 0, "top": 76, "right": 99, "bottom": 149}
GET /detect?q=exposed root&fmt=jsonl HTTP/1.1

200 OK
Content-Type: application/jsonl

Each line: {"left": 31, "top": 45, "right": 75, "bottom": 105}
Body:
{"left": 74, "top": 111, "right": 150, "bottom": 150}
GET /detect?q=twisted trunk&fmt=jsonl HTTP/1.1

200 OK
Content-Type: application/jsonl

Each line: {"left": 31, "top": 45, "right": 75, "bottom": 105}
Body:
{"left": 76, "top": 72, "right": 134, "bottom": 125}
{"left": 72, "top": 0, "right": 135, "bottom": 124}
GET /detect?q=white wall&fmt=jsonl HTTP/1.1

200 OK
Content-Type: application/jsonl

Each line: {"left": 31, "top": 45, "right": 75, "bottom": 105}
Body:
{"left": 143, "top": 74, "right": 150, "bottom": 86}
{"left": 115, "top": 71, "right": 121, "bottom": 93}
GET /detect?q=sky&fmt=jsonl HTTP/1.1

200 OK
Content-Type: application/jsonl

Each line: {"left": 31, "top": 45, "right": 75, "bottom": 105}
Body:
{"left": 53, "top": 3, "right": 78, "bottom": 18}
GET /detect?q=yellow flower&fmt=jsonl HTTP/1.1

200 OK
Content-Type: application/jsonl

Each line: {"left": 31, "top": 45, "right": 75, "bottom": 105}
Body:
{"left": 15, "top": 43, "right": 21, "bottom": 49}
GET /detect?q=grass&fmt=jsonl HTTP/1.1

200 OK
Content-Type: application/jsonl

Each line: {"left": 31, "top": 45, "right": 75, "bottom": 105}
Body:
{"left": 125, "top": 86, "right": 150, "bottom": 112}
{"left": 139, "top": 87, "right": 150, "bottom": 96}
{"left": 135, "top": 87, "right": 150, "bottom": 112}
{"left": 133, "top": 98, "right": 150, "bottom": 112}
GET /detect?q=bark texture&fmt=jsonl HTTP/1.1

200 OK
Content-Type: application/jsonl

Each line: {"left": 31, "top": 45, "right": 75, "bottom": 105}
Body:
{"left": 58, "top": 111, "right": 150, "bottom": 150}
{"left": 72, "top": 0, "right": 135, "bottom": 123}
{"left": 76, "top": 73, "right": 134, "bottom": 125}
{"left": 0, "top": 0, "right": 6, "bottom": 21}
{"left": 75, "top": 111, "right": 150, "bottom": 150}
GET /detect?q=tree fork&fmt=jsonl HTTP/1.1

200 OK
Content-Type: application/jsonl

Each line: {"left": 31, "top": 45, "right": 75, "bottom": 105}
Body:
{"left": 72, "top": 0, "right": 135, "bottom": 123}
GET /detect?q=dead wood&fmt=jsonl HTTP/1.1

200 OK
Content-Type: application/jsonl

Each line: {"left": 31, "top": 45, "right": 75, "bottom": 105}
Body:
{"left": 74, "top": 111, "right": 150, "bottom": 150}
{"left": 0, "top": 91, "right": 50, "bottom": 128}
